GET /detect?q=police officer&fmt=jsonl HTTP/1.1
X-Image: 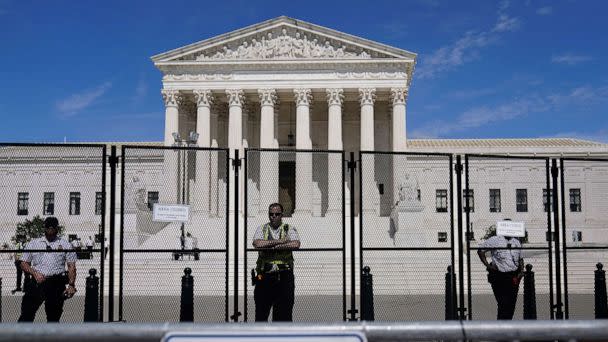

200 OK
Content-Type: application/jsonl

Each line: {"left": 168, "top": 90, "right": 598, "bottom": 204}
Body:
{"left": 18, "top": 217, "right": 77, "bottom": 322}
{"left": 477, "top": 224, "right": 524, "bottom": 320}
{"left": 252, "top": 203, "right": 300, "bottom": 322}
{"left": 11, "top": 238, "right": 25, "bottom": 294}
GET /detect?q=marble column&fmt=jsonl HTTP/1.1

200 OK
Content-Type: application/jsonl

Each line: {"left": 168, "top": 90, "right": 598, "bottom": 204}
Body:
{"left": 293, "top": 88, "right": 313, "bottom": 216}
{"left": 359, "top": 88, "right": 377, "bottom": 214}
{"left": 226, "top": 89, "right": 245, "bottom": 215}
{"left": 390, "top": 87, "right": 408, "bottom": 213}
{"left": 258, "top": 89, "right": 279, "bottom": 211}
{"left": 326, "top": 88, "right": 344, "bottom": 215}
{"left": 209, "top": 108, "right": 219, "bottom": 217}
{"left": 193, "top": 90, "right": 213, "bottom": 214}
{"left": 161, "top": 89, "right": 182, "bottom": 204}
{"left": 390, "top": 88, "right": 408, "bottom": 152}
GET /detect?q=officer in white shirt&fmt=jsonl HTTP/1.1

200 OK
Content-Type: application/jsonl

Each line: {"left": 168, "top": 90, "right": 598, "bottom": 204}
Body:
{"left": 477, "top": 222, "right": 524, "bottom": 320}
{"left": 18, "top": 217, "right": 77, "bottom": 322}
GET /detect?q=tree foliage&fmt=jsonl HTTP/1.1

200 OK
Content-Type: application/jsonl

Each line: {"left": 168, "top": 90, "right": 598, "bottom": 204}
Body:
{"left": 11, "top": 216, "right": 64, "bottom": 244}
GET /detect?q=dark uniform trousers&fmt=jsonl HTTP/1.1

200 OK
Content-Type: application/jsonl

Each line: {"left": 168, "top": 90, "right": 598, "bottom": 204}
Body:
{"left": 18, "top": 275, "right": 66, "bottom": 322}
{"left": 14, "top": 260, "right": 23, "bottom": 290}
{"left": 254, "top": 270, "right": 295, "bottom": 322}
{"left": 489, "top": 270, "right": 520, "bottom": 320}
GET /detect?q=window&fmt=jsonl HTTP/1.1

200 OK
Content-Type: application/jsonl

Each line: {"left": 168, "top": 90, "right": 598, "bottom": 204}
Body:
{"left": 489, "top": 189, "right": 501, "bottom": 212}
{"left": 43, "top": 192, "right": 55, "bottom": 215}
{"left": 516, "top": 189, "right": 528, "bottom": 212}
{"left": 95, "top": 192, "right": 103, "bottom": 215}
{"left": 147, "top": 191, "right": 159, "bottom": 211}
{"left": 463, "top": 189, "right": 475, "bottom": 213}
{"left": 436, "top": 189, "right": 448, "bottom": 212}
{"left": 543, "top": 189, "right": 555, "bottom": 212}
{"left": 570, "top": 188, "right": 582, "bottom": 212}
{"left": 69, "top": 192, "right": 81, "bottom": 215}
{"left": 17, "top": 192, "right": 29, "bottom": 216}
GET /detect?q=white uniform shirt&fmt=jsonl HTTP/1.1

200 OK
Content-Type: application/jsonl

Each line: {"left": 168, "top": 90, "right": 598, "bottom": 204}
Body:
{"left": 85, "top": 238, "right": 94, "bottom": 248}
{"left": 21, "top": 237, "right": 77, "bottom": 277}
{"left": 479, "top": 235, "right": 522, "bottom": 273}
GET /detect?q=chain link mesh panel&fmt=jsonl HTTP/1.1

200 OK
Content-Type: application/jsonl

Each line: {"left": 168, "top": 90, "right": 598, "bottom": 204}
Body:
{"left": 120, "top": 146, "right": 228, "bottom": 322}
{"left": 244, "top": 149, "right": 345, "bottom": 322}
{"left": 0, "top": 144, "right": 105, "bottom": 322}
{"left": 561, "top": 158, "right": 608, "bottom": 319}
{"left": 465, "top": 155, "right": 553, "bottom": 320}
{"left": 360, "top": 152, "right": 454, "bottom": 321}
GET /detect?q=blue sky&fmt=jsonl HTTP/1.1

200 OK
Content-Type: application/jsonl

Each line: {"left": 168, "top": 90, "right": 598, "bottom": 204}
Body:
{"left": 0, "top": 0, "right": 606, "bottom": 143}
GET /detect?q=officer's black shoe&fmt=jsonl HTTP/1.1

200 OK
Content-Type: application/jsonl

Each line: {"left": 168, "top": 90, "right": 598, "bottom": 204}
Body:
{"left": 11, "top": 288, "right": 22, "bottom": 294}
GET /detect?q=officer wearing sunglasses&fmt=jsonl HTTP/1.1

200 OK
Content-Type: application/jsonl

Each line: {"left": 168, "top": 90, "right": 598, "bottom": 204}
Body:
{"left": 252, "top": 202, "right": 300, "bottom": 321}
{"left": 18, "top": 217, "right": 77, "bottom": 322}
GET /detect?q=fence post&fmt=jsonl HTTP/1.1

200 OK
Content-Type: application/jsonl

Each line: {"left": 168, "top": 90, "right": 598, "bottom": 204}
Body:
{"left": 360, "top": 266, "right": 374, "bottom": 321}
{"left": 523, "top": 264, "right": 537, "bottom": 320}
{"left": 0, "top": 277, "right": 2, "bottom": 323}
{"left": 84, "top": 268, "right": 99, "bottom": 322}
{"left": 180, "top": 267, "right": 194, "bottom": 322}
{"left": 595, "top": 263, "right": 608, "bottom": 319}
{"left": 445, "top": 266, "right": 456, "bottom": 320}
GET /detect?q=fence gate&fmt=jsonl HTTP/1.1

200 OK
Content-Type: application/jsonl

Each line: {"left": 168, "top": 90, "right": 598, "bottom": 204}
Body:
{"left": 359, "top": 151, "right": 455, "bottom": 321}
{"left": 560, "top": 157, "right": 608, "bottom": 319}
{"left": 243, "top": 149, "right": 346, "bottom": 322}
{"left": 118, "top": 145, "right": 229, "bottom": 322}
{"left": 0, "top": 143, "right": 106, "bottom": 322}
{"left": 463, "top": 155, "right": 556, "bottom": 320}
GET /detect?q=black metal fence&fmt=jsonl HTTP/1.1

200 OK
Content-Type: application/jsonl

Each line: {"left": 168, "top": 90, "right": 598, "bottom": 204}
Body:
{"left": 560, "top": 158, "right": 608, "bottom": 319}
{"left": 117, "top": 146, "right": 229, "bottom": 322}
{"left": 0, "top": 143, "right": 106, "bottom": 322}
{"left": 0, "top": 143, "right": 607, "bottom": 322}
{"left": 359, "top": 151, "right": 455, "bottom": 321}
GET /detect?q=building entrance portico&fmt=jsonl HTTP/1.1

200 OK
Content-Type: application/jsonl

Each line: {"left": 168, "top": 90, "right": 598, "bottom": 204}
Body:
{"left": 152, "top": 16, "right": 416, "bottom": 219}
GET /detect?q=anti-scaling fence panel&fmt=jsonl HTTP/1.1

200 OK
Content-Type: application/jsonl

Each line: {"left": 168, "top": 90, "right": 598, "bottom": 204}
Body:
{"left": 119, "top": 146, "right": 229, "bottom": 322}
{"left": 244, "top": 149, "right": 345, "bottom": 322}
{"left": 360, "top": 151, "right": 454, "bottom": 321}
{"left": 0, "top": 143, "right": 106, "bottom": 322}
{"left": 464, "top": 155, "right": 553, "bottom": 320}
{"left": 561, "top": 158, "right": 608, "bottom": 319}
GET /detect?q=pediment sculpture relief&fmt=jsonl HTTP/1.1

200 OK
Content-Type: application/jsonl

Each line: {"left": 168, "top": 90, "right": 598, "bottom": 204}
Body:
{"left": 195, "top": 28, "right": 372, "bottom": 60}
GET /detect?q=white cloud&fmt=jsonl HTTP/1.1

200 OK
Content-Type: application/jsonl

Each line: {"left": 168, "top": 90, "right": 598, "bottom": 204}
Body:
{"left": 536, "top": 6, "right": 553, "bottom": 15}
{"left": 411, "top": 85, "right": 607, "bottom": 138}
{"left": 55, "top": 82, "right": 112, "bottom": 117}
{"left": 551, "top": 54, "right": 593, "bottom": 65}
{"left": 416, "top": 3, "right": 521, "bottom": 79}
{"left": 447, "top": 88, "right": 498, "bottom": 100}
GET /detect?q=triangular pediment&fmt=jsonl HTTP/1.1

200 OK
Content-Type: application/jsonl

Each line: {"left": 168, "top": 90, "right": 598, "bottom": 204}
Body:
{"left": 152, "top": 16, "right": 416, "bottom": 63}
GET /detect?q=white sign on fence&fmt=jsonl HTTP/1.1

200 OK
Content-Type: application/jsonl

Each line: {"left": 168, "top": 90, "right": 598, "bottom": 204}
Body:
{"left": 152, "top": 204, "right": 190, "bottom": 222}
{"left": 496, "top": 220, "right": 526, "bottom": 237}
{"left": 163, "top": 331, "right": 367, "bottom": 342}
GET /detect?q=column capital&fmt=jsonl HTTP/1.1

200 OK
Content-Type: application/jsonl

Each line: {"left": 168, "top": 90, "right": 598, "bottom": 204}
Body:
{"left": 294, "top": 88, "right": 313, "bottom": 106}
{"left": 226, "top": 89, "right": 245, "bottom": 107}
{"left": 326, "top": 88, "right": 344, "bottom": 106}
{"left": 358, "top": 88, "right": 376, "bottom": 106}
{"left": 161, "top": 89, "right": 183, "bottom": 108}
{"left": 193, "top": 89, "right": 214, "bottom": 108}
{"left": 258, "top": 88, "right": 278, "bottom": 106}
{"left": 390, "top": 87, "right": 408, "bottom": 105}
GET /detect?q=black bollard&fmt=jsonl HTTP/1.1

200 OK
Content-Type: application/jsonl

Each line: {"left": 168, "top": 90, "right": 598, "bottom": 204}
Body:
{"left": 360, "top": 266, "right": 374, "bottom": 321}
{"left": 445, "top": 266, "right": 456, "bottom": 320}
{"left": 0, "top": 277, "right": 3, "bottom": 323}
{"left": 84, "top": 268, "right": 99, "bottom": 322}
{"left": 595, "top": 263, "right": 608, "bottom": 319}
{"left": 523, "top": 264, "right": 537, "bottom": 320}
{"left": 180, "top": 267, "right": 194, "bottom": 322}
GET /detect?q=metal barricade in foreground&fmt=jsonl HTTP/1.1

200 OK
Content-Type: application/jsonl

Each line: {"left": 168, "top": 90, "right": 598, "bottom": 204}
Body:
{"left": 1, "top": 321, "right": 608, "bottom": 342}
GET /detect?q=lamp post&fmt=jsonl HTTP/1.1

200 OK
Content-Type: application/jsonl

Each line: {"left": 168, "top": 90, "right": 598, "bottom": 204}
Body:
{"left": 172, "top": 132, "right": 199, "bottom": 255}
